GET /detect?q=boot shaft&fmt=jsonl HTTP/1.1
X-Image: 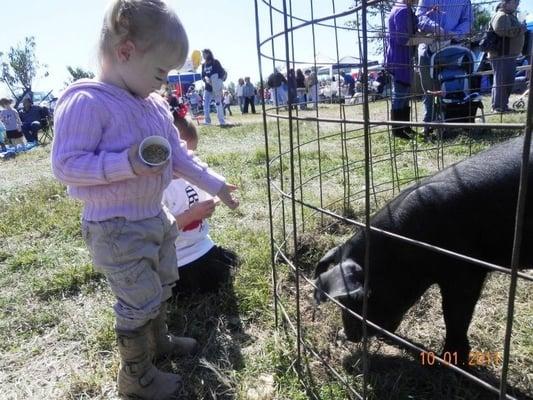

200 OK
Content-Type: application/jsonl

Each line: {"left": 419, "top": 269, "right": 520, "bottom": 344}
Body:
{"left": 116, "top": 322, "right": 152, "bottom": 377}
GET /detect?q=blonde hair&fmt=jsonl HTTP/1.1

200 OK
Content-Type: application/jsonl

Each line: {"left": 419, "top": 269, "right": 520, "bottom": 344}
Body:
{"left": 99, "top": 0, "right": 188, "bottom": 65}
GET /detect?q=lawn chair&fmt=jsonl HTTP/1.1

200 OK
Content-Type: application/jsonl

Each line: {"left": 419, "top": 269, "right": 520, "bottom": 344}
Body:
{"left": 37, "top": 114, "right": 54, "bottom": 145}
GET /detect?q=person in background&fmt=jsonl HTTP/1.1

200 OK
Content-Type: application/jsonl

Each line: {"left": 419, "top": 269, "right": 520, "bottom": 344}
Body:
{"left": 19, "top": 98, "right": 48, "bottom": 145}
{"left": 187, "top": 85, "right": 201, "bottom": 115}
{"left": 201, "top": 48, "right": 226, "bottom": 125}
{"left": 236, "top": 78, "right": 245, "bottom": 113}
{"left": 342, "top": 71, "right": 355, "bottom": 97}
{"left": 287, "top": 69, "right": 297, "bottom": 108}
{"left": 489, "top": 0, "right": 526, "bottom": 112}
{"left": 305, "top": 69, "right": 319, "bottom": 109}
{"left": 416, "top": 0, "right": 473, "bottom": 137}
{"left": 51, "top": 1, "right": 239, "bottom": 398}
{"left": 375, "top": 70, "right": 387, "bottom": 98}
{"left": 296, "top": 69, "right": 307, "bottom": 109}
{"left": 267, "top": 68, "right": 287, "bottom": 107}
{"left": 223, "top": 90, "right": 233, "bottom": 116}
{"left": 242, "top": 76, "right": 256, "bottom": 114}
{"left": 164, "top": 112, "right": 239, "bottom": 296}
{"left": 386, "top": 0, "right": 419, "bottom": 139}
{"left": 0, "top": 98, "right": 24, "bottom": 147}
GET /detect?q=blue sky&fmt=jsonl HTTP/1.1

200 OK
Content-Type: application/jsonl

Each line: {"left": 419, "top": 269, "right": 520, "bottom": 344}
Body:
{"left": 0, "top": 0, "right": 362, "bottom": 97}
{"left": 2, "top": 0, "right": 532, "bottom": 98}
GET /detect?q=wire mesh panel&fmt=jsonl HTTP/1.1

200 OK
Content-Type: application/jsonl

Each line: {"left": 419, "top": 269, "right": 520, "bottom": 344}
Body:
{"left": 255, "top": 0, "right": 532, "bottom": 399}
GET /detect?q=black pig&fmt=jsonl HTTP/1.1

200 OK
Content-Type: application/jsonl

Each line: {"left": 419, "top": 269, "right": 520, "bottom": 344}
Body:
{"left": 314, "top": 136, "right": 533, "bottom": 365}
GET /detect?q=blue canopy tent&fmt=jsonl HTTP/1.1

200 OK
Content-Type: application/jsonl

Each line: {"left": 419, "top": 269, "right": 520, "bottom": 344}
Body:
{"left": 167, "top": 71, "right": 202, "bottom": 96}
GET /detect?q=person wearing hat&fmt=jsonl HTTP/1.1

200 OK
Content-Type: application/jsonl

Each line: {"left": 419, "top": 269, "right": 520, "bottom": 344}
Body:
{"left": 489, "top": 0, "right": 527, "bottom": 112}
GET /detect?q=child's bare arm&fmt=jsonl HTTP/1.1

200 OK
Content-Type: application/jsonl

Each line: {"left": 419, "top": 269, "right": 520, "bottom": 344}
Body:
{"left": 174, "top": 199, "right": 217, "bottom": 229}
{"left": 216, "top": 183, "right": 239, "bottom": 209}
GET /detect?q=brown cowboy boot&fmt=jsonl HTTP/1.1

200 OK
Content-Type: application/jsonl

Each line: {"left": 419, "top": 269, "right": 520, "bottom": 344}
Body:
{"left": 116, "top": 322, "right": 182, "bottom": 400}
{"left": 150, "top": 302, "right": 198, "bottom": 359}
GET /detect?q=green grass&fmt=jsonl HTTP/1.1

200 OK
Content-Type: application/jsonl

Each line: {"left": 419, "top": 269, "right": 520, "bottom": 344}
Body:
{"left": 0, "top": 102, "right": 531, "bottom": 399}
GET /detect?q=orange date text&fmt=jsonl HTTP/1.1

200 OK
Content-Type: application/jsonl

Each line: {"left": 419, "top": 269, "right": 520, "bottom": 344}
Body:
{"left": 419, "top": 351, "right": 502, "bottom": 367}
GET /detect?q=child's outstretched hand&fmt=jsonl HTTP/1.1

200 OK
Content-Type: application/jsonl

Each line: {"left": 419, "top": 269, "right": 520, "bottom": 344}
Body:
{"left": 217, "top": 183, "right": 239, "bottom": 209}
{"left": 128, "top": 143, "right": 169, "bottom": 176}
{"left": 189, "top": 199, "right": 218, "bottom": 220}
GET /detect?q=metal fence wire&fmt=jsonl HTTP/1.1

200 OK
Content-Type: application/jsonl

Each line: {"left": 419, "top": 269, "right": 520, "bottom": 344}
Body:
{"left": 254, "top": 0, "right": 532, "bottom": 399}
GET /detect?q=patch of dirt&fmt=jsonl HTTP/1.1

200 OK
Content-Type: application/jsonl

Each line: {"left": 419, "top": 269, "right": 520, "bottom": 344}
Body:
{"left": 0, "top": 146, "right": 54, "bottom": 197}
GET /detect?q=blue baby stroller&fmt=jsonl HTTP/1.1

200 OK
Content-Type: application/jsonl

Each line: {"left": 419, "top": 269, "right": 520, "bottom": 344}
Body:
{"left": 430, "top": 46, "right": 485, "bottom": 136}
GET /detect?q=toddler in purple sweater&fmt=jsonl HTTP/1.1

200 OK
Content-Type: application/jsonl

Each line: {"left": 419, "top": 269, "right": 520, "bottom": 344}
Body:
{"left": 51, "top": 1, "right": 238, "bottom": 399}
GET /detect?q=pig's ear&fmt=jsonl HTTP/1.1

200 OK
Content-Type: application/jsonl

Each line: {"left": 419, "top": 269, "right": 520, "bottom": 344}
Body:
{"left": 314, "top": 259, "right": 363, "bottom": 304}
{"left": 314, "top": 245, "right": 342, "bottom": 278}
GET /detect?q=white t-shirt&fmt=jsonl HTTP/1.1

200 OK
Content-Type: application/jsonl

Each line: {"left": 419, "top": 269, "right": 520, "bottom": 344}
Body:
{"left": 236, "top": 84, "right": 244, "bottom": 97}
{"left": 0, "top": 109, "right": 21, "bottom": 131}
{"left": 223, "top": 93, "right": 232, "bottom": 105}
{"left": 162, "top": 178, "right": 215, "bottom": 267}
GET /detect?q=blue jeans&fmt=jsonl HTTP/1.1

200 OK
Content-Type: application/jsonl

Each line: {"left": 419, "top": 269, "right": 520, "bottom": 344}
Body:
{"left": 203, "top": 90, "right": 225, "bottom": 124}
{"left": 22, "top": 121, "right": 40, "bottom": 143}
{"left": 273, "top": 87, "right": 286, "bottom": 107}
{"left": 392, "top": 80, "right": 410, "bottom": 111}
{"left": 491, "top": 56, "right": 517, "bottom": 111}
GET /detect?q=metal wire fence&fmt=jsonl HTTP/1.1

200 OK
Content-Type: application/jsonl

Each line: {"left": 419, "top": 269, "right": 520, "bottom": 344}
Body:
{"left": 255, "top": 0, "right": 532, "bottom": 399}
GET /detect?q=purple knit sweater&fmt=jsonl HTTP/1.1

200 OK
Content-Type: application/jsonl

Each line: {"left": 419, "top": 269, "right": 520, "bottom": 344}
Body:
{"left": 51, "top": 80, "right": 225, "bottom": 221}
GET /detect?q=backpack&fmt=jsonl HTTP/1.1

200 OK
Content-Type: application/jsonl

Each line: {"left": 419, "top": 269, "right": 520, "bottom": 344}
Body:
{"left": 220, "top": 66, "right": 228, "bottom": 82}
{"left": 479, "top": 26, "right": 501, "bottom": 53}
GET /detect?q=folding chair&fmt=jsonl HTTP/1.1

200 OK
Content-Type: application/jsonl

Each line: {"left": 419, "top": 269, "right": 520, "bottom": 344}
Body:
{"left": 38, "top": 115, "right": 54, "bottom": 145}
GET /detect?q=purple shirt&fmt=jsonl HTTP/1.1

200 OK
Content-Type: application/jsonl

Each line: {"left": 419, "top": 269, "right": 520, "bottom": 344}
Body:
{"left": 386, "top": 4, "right": 417, "bottom": 85}
{"left": 51, "top": 80, "right": 225, "bottom": 222}
{"left": 417, "top": 0, "right": 472, "bottom": 39}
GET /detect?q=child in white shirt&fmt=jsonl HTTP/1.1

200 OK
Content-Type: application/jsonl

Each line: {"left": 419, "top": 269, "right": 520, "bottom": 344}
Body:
{"left": 0, "top": 98, "right": 24, "bottom": 146}
{"left": 163, "top": 114, "right": 238, "bottom": 295}
{"left": 223, "top": 91, "right": 233, "bottom": 116}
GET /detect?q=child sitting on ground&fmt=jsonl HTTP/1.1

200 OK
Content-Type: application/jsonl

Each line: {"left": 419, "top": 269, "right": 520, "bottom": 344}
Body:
{"left": 164, "top": 109, "right": 239, "bottom": 296}
{"left": 51, "top": 1, "right": 239, "bottom": 399}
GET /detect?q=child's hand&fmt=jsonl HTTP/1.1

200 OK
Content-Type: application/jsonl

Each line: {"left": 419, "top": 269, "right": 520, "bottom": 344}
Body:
{"left": 217, "top": 183, "right": 239, "bottom": 209}
{"left": 189, "top": 199, "right": 218, "bottom": 220}
{"left": 128, "top": 143, "right": 169, "bottom": 176}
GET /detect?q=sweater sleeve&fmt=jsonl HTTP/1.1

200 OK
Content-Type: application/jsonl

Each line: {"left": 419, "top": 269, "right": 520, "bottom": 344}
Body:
{"left": 149, "top": 96, "right": 226, "bottom": 196}
{"left": 416, "top": 0, "right": 446, "bottom": 35}
{"left": 391, "top": 8, "right": 411, "bottom": 46}
{"left": 51, "top": 91, "right": 136, "bottom": 186}
{"left": 449, "top": 2, "right": 472, "bottom": 38}
{"left": 167, "top": 123, "right": 225, "bottom": 196}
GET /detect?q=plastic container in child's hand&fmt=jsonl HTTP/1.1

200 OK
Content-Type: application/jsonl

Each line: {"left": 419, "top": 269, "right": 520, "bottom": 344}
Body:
{"left": 139, "top": 136, "right": 172, "bottom": 166}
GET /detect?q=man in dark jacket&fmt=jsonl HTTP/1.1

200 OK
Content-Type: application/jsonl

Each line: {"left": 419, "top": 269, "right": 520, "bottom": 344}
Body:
{"left": 19, "top": 98, "right": 48, "bottom": 144}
